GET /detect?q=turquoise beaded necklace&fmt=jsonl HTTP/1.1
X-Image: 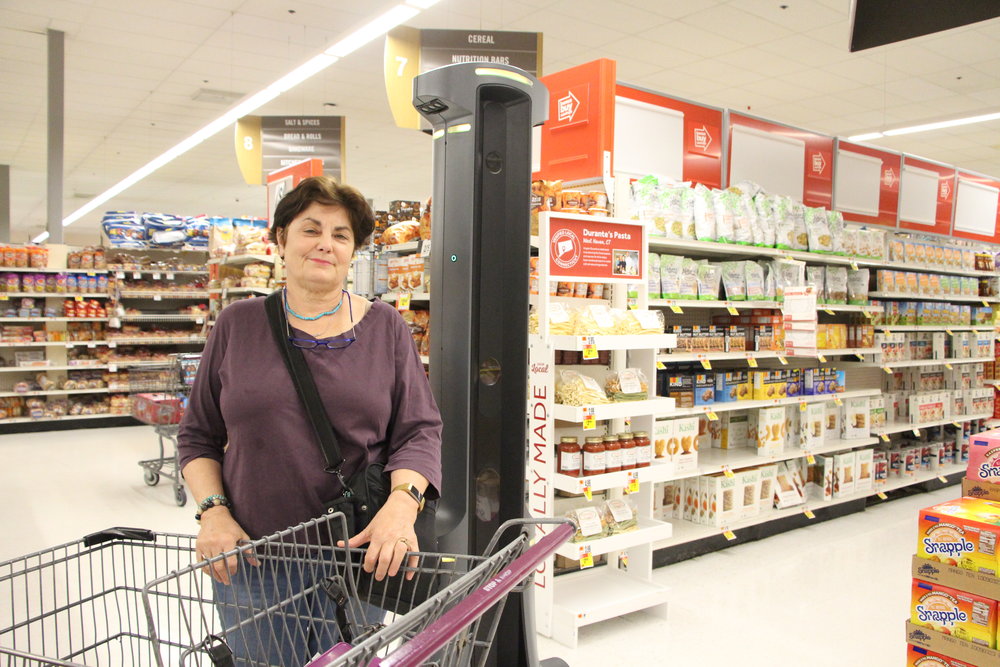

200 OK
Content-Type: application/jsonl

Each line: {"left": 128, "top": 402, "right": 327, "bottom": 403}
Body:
{"left": 283, "top": 288, "right": 347, "bottom": 321}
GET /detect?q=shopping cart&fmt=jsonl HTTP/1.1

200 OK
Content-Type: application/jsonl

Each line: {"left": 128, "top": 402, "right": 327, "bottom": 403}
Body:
{"left": 0, "top": 511, "right": 574, "bottom": 667}
{"left": 133, "top": 391, "right": 188, "bottom": 506}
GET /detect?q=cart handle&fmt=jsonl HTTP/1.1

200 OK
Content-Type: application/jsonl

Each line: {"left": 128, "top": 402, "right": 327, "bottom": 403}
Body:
{"left": 83, "top": 527, "right": 156, "bottom": 547}
{"left": 372, "top": 521, "right": 576, "bottom": 667}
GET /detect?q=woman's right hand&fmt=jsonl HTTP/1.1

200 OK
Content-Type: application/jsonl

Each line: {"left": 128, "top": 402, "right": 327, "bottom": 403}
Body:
{"left": 195, "top": 507, "right": 259, "bottom": 585}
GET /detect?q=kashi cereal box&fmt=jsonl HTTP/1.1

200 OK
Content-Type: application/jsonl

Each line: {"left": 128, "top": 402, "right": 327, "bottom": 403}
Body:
{"left": 917, "top": 497, "right": 1000, "bottom": 575}
{"left": 910, "top": 579, "right": 997, "bottom": 647}
{"left": 967, "top": 430, "right": 1000, "bottom": 484}
{"left": 905, "top": 645, "right": 976, "bottom": 667}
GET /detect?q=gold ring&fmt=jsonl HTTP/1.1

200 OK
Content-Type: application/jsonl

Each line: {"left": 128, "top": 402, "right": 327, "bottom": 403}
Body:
{"left": 397, "top": 538, "right": 410, "bottom": 548}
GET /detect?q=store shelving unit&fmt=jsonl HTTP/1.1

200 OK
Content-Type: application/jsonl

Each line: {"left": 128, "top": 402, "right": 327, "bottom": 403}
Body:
{"left": 869, "top": 291, "right": 997, "bottom": 304}
{"left": 872, "top": 412, "right": 993, "bottom": 438}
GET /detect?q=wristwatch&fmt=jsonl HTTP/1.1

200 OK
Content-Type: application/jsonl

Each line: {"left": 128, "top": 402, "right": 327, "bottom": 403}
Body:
{"left": 392, "top": 483, "right": 426, "bottom": 512}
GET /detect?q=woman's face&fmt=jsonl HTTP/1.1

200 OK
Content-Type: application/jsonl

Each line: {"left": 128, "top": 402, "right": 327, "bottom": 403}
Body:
{"left": 277, "top": 203, "right": 355, "bottom": 292}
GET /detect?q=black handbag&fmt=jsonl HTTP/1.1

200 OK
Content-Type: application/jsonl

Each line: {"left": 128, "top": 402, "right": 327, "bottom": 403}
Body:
{"left": 263, "top": 292, "right": 439, "bottom": 613}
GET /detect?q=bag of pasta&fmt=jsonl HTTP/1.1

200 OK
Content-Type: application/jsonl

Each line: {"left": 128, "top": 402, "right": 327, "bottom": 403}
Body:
{"left": 556, "top": 370, "right": 611, "bottom": 406}
{"left": 805, "top": 207, "right": 833, "bottom": 253}
{"left": 693, "top": 184, "right": 717, "bottom": 241}
{"left": 574, "top": 304, "right": 616, "bottom": 335}
{"left": 547, "top": 302, "right": 576, "bottom": 335}
{"left": 605, "top": 368, "right": 649, "bottom": 401}
{"left": 613, "top": 308, "right": 664, "bottom": 335}
{"left": 734, "top": 191, "right": 756, "bottom": 245}
{"left": 754, "top": 194, "right": 777, "bottom": 247}
{"left": 567, "top": 506, "right": 608, "bottom": 543}
{"left": 826, "top": 209, "right": 845, "bottom": 254}
{"left": 602, "top": 498, "right": 639, "bottom": 535}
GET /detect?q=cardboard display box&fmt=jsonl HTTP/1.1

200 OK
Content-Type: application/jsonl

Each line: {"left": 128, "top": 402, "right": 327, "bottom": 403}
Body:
{"left": 963, "top": 478, "right": 1000, "bottom": 503}
{"left": 905, "top": 621, "right": 1000, "bottom": 667}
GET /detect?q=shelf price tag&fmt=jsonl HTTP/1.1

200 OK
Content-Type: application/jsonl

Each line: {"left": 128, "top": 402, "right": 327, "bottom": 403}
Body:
{"left": 862, "top": 309, "right": 873, "bottom": 319}
{"left": 707, "top": 411, "right": 719, "bottom": 421}
{"left": 420, "top": 240, "right": 432, "bottom": 258}
{"left": 818, "top": 354, "right": 827, "bottom": 363}
{"left": 834, "top": 396, "right": 843, "bottom": 407}
{"left": 700, "top": 358, "right": 712, "bottom": 370}
{"left": 876, "top": 491, "right": 888, "bottom": 500}
{"left": 670, "top": 305, "right": 683, "bottom": 314}
{"left": 578, "top": 545, "right": 594, "bottom": 569}
{"left": 912, "top": 428, "right": 921, "bottom": 437}
{"left": 627, "top": 470, "right": 640, "bottom": 494}
{"left": 938, "top": 475, "right": 948, "bottom": 483}
{"left": 778, "top": 356, "right": 788, "bottom": 365}
{"left": 800, "top": 401, "right": 807, "bottom": 412}
{"left": 882, "top": 366, "right": 892, "bottom": 374}
{"left": 166, "top": 273, "right": 174, "bottom": 280}
{"left": 945, "top": 363, "right": 953, "bottom": 370}
{"left": 74, "top": 295, "right": 83, "bottom": 302}
{"left": 582, "top": 407, "right": 596, "bottom": 430}
{"left": 952, "top": 421, "right": 962, "bottom": 428}
{"left": 115, "top": 271, "right": 125, "bottom": 279}
{"left": 880, "top": 433, "right": 890, "bottom": 442}
{"left": 806, "top": 454, "right": 816, "bottom": 465}
{"left": 582, "top": 337, "right": 598, "bottom": 360}
{"left": 722, "top": 466, "right": 735, "bottom": 478}
{"left": 656, "top": 361, "right": 666, "bottom": 370}
{"left": 108, "top": 341, "right": 117, "bottom": 348}
{"left": 855, "top": 353, "right": 865, "bottom": 361}
{"left": 722, "top": 529, "right": 737, "bottom": 541}
{"left": 823, "top": 308, "right": 835, "bottom": 316}
{"left": 582, "top": 479, "right": 593, "bottom": 502}
{"left": 619, "top": 553, "right": 629, "bottom": 569}
{"left": 803, "top": 508, "right": 816, "bottom": 520}
{"left": 396, "top": 293, "right": 411, "bottom": 312}
{"left": 747, "top": 357, "right": 758, "bottom": 368}
{"left": 108, "top": 364, "right": 117, "bottom": 373}
{"left": 727, "top": 305, "right": 739, "bottom": 316}
{"left": 152, "top": 272, "right": 161, "bottom": 280}
{"left": 133, "top": 272, "right": 142, "bottom": 279}
{"left": 946, "top": 329, "right": 954, "bottom": 336}
{"left": 850, "top": 260, "right": 859, "bottom": 271}
{"left": 984, "top": 300, "right": 990, "bottom": 308}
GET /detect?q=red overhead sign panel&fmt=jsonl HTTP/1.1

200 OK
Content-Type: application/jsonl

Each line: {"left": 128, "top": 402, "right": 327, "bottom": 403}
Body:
{"left": 616, "top": 85, "right": 723, "bottom": 189}
{"left": 898, "top": 156, "right": 956, "bottom": 236}
{"left": 834, "top": 140, "right": 900, "bottom": 228}
{"left": 952, "top": 170, "right": 1000, "bottom": 243}
{"left": 535, "top": 59, "right": 617, "bottom": 182}
{"left": 727, "top": 113, "right": 833, "bottom": 209}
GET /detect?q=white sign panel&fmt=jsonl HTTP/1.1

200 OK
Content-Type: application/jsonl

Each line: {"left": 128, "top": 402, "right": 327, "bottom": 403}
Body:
{"left": 899, "top": 164, "right": 939, "bottom": 226}
{"left": 954, "top": 177, "right": 999, "bottom": 237}
{"left": 613, "top": 97, "right": 684, "bottom": 182}
{"left": 834, "top": 149, "right": 881, "bottom": 217}
{"left": 729, "top": 124, "right": 805, "bottom": 202}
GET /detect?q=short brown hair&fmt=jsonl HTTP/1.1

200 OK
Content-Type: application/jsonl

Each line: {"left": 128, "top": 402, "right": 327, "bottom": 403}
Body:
{"left": 269, "top": 176, "right": 374, "bottom": 250}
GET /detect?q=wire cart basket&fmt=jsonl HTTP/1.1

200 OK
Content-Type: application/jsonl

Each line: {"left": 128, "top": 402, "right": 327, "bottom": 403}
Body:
{"left": 0, "top": 511, "right": 574, "bottom": 667}
{"left": 133, "top": 354, "right": 201, "bottom": 507}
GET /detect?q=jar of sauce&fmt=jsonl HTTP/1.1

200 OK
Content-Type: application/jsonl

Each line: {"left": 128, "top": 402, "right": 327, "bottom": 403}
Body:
{"left": 633, "top": 431, "right": 651, "bottom": 468}
{"left": 603, "top": 435, "right": 622, "bottom": 473}
{"left": 582, "top": 437, "right": 606, "bottom": 476}
{"left": 619, "top": 432, "right": 636, "bottom": 471}
{"left": 558, "top": 436, "right": 581, "bottom": 477}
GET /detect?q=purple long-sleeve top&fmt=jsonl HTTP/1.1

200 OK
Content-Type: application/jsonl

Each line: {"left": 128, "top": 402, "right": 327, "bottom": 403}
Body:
{"left": 177, "top": 297, "right": 442, "bottom": 539}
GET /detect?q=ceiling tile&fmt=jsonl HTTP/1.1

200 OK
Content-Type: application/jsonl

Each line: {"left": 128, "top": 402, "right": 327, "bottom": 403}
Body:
{"left": 637, "top": 20, "right": 744, "bottom": 57}
{"left": 616, "top": 0, "right": 728, "bottom": 21}
{"left": 679, "top": 5, "right": 793, "bottom": 47}
{"left": 757, "top": 33, "right": 852, "bottom": 68}
{"left": 728, "top": 0, "right": 847, "bottom": 32}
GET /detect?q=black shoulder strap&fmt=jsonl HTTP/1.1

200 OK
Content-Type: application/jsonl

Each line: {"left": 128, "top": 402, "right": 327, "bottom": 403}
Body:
{"left": 264, "top": 291, "right": 345, "bottom": 474}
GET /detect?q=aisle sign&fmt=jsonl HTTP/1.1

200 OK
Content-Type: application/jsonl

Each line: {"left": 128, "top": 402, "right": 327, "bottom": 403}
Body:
{"left": 236, "top": 116, "right": 344, "bottom": 185}
{"left": 385, "top": 28, "right": 542, "bottom": 130}
{"left": 547, "top": 215, "right": 644, "bottom": 282}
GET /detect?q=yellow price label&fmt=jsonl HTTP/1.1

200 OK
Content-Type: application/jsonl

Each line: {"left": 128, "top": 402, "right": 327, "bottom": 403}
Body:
{"left": 723, "top": 529, "right": 737, "bottom": 541}
{"left": 823, "top": 309, "right": 835, "bottom": 316}
{"left": 946, "top": 329, "right": 954, "bottom": 336}
{"left": 806, "top": 454, "right": 816, "bottom": 465}
{"left": 912, "top": 428, "right": 920, "bottom": 437}
{"left": 656, "top": 361, "right": 666, "bottom": 370}
{"left": 74, "top": 295, "right": 83, "bottom": 302}
{"left": 0, "top": 295, "right": 7, "bottom": 301}
{"left": 670, "top": 305, "right": 684, "bottom": 314}
{"left": 727, "top": 305, "right": 739, "bottom": 316}
{"left": 880, "top": 433, "right": 890, "bottom": 442}
{"left": 937, "top": 475, "right": 948, "bottom": 483}
{"left": 952, "top": 421, "right": 962, "bottom": 428}
{"left": 818, "top": 354, "right": 827, "bottom": 363}
{"left": 582, "top": 480, "right": 593, "bottom": 501}
{"left": 583, "top": 415, "right": 597, "bottom": 430}
{"left": 396, "top": 293, "right": 411, "bottom": 311}
{"left": 700, "top": 358, "right": 712, "bottom": 370}
{"left": 778, "top": 356, "right": 788, "bottom": 365}
{"left": 579, "top": 547, "right": 594, "bottom": 569}
{"left": 850, "top": 261, "right": 859, "bottom": 271}
{"left": 834, "top": 396, "right": 843, "bottom": 406}
{"left": 882, "top": 366, "right": 892, "bottom": 374}
{"left": 803, "top": 509, "right": 816, "bottom": 520}
{"left": 582, "top": 344, "right": 598, "bottom": 360}
{"left": 984, "top": 300, "right": 990, "bottom": 308}
{"left": 723, "top": 466, "right": 735, "bottom": 478}
{"left": 876, "top": 491, "right": 888, "bottom": 500}
{"left": 800, "top": 401, "right": 807, "bottom": 412}
{"left": 619, "top": 553, "right": 629, "bottom": 568}
{"left": 747, "top": 357, "right": 758, "bottom": 368}
{"left": 707, "top": 411, "right": 719, "bottom": 421}
{"left": 627, "top": 471, "right": 640, "bottom": 493}
{"left": 862, "top": 309, "right": 873, "bottom": 319}
{"left": 945, "top": 363, "right": 953, "bottom": 370}
{"left": 855, "top": 353, "right": 865, "bottom": 361}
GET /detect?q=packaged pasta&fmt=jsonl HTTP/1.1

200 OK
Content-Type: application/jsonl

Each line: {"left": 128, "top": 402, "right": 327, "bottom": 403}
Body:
{"left": 660, "top": 254, "right": 683, "bottom": 299}
{"left": 547, "top": 303, "right": 575, "bottom": 335}
{"left": 574, "top": 304, "right": 616, "bottom": 335}
{"left": 842, "top": 228, "right": 858, "bottom": 256}
{"left": 660, "top": 186, "right": 689, "bottom": 239}
{"left": 854, "top": 228, "right": 870, "bottom": 258}
{"left": 605, "top": 368, "right": 649, "bottom": 401}
{"left": 711, "top": 188, "right": 733, "bottom": 242}
{"left": 693, "top": 184, "right": 717, "bottom": 241}
{"left": 631, "top": 176, "right": 661, "bottom": 229}
{"left": 763, "top": 263, "right": 777, "bottom": 301}
{"left": 789, "top": 201, "right": 809, "bottom": 250}
{"left": 567, "top": 506, "right": 607, "bottom": 543}
{"left": 825, "top": 266, "right": 848, "bottom": 305}
{"left": 679, "top": 258, "right": 699, "bottom": 300}
{"left": 602, "top": 498, "right": 639, "bottom": 535}
{"left": 697, "top": 262, "right": 722, "bottom": 300}
{"left": 735, "top": 191, "right": 756, "bottom": 245}
{"left": 754, "top": 194, "right": 777, "bottom": 247}
{"left": 745, "top": 261, "right": 765, "bottom": 301}
{"left": 847, "top": 269, "right": 870, "bottom": 305}
{"left": 556, "top": 370, "right": 611, "bottom": 406}
{"left": 648, "top": 253, "right": 662, "bottom": 299}
{"left": 806, "top": 266, "right": 826, "bottom": 302}
{"left": 805, "top": 207, "right": 833, "bottom": 253}
{"left": 721, "top": 261, "right": 747, "bottom": 301}
{"left": 613, "top": 309, "right": 664, "bottom": 335}
{"left": 774, "top": 196, "right": 796, "bottom": 250}
{"left": 866, "top": 229, "right": 886, "bottom": 260}
{"left": 826, "top": 210, "right": 845, "bottom": 254}
{"left": 771, "top": 259, "right": 806, "bottom": 302}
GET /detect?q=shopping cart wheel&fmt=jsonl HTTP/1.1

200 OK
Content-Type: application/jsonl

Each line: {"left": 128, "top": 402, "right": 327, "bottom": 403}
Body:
{"left": 144, "top": 470, "right": 160, "bottom": 487}
{"left": 539, "top": 659, "right": 570, "bottom": 667}
{"left": 174, "top": 486, "right": 187, "bottom": 507}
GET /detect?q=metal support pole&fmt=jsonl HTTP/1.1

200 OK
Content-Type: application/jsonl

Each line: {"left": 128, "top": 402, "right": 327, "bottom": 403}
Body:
{"left": 47, "top": 29, "right": 64, "bottom": 244}
{"left": 0, "top": 165, "right": 10, "bottom": 243}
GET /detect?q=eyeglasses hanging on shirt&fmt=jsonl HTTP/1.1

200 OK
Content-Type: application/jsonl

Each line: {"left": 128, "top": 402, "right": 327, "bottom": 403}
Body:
{"left": 284, "top": 291, "right": 357, "bottom": 350}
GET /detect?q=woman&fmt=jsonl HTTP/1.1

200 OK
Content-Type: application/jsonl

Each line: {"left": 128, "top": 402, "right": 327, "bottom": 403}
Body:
{"left": 177, "top": 176, "right": 442, "bottom": 663}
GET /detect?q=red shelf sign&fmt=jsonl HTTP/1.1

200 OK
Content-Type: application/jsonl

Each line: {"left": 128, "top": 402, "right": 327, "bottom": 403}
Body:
{"left": 547, "top": 214, "right": 644, "bottom": 282}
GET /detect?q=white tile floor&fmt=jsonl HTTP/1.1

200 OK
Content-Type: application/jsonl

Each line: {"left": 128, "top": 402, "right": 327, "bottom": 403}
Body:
{"left": 0, "top": 425, "right": 951, "bottom": 666}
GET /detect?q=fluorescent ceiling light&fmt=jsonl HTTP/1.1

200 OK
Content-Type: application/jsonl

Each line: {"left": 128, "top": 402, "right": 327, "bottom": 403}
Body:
{"left": 847, "top": 132, "right": 884, "bottom": 142}
{"left": 62, "top": 4, "right": 428, "bottom": 229}
{"left": 883, "top": 111, "right": 1000, "bottom": 136}
{"left": 32, "top": 231, "right": 50, "bottom": 244}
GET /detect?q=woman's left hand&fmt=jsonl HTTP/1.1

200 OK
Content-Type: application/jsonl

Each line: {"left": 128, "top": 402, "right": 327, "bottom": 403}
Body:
{"left": 339, "top": 492, "right": 420, "bottom": 581}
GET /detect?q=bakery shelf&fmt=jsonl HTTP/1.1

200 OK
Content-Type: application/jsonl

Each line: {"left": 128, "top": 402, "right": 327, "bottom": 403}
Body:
{"left": 0, "top": 267, "right": 108, "bottom": 275}
{"left": 554, "top": 517, "right": 673, "bottom": 561}
{"left": 380, "top": 292, "right": 431, "bottom": 303}
{"left": 550, "top": 334, "right": 677, "bottom": 351}
{"left": 216, "top": 287, "right": 271, "bottom": 296}
{"left": 0, "top": 387, "right": 114, "bottom": 398}
{"left": 120, "top": 314, "right": 208, "bottom": 322}
{"left": 117, "top": 290, "right": 211, "bottom": 299}
{"left": 666, "top": 388, "right": 880, "bottom": 419}
{"left": 207, "top": 254, "right": 275, "bottom": 266}
{"left": 0, "top": 341, "right": 110, "bottom": 348}
{"left": 0, "top": 364, "right": 109, "bottom": 372}
{"left": 105, "top": 337, "right": 206, "bottom": 346}
{"left": 654, "top": 463, "right": 964, "bottom": 551}
{"left": 551, "top": 568, "right": 669, "bottom": 649}
{"left": 553, "top": 398, "right": 677, "bottom": 423}
{"left": 868, "top": 292, "right": 998, "bottom": 304}
{"left": 984, "top": 379, "right": 1000, "bottom": 387}
{"left": 0, "top": 412, "right": 131, "bottom": 426}
{"left": 872, "top": 412, "right": 993, "bottom": 437}
{"left": 107, "top": 359, "right": 177, "bottom": 368}
{"left": 1, "top": 292, "right": 109, "bottom": 299}
{"left": 656, "top": 350, "right": 780, "bottom": 364}
{"left": 873, "top": 325, "right": 996, "bottom": 332}
{"left": 111, "top": 269, "right": 207, "bottom": 277}
{"left": 0, "top": 317, "right": 110, "bottom": 322}
{"left": 380, "top": 240, "right": 423, "bottom": 254}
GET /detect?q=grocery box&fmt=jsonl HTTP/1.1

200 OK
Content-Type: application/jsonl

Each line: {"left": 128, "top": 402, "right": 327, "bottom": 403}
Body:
{"left": 856, "top": 448, "right": 874, "bottom": 494}
{"left": 807, "top": 455, "right": 834, "bottom": 502}
{"left": 756, "top": 406, "right": 785, "bottom": 457}
{"left": 833, "top": 451, "right": 857, "bottom": 498}
{"left": 736, "top": 468, "right": 761, "bottom": 520}
{"left": 719, "top": 412, "right": 750, "bottom": 450}
{"left": 910, "top": 578, "right": 997, "bottom": 647}
{"left": 968, "top": 430, "right": 1000, "bottom": 484}
{"left": 842, "top": 397, "right": 870, "bottom": 439}
{"left": 962, "top": 478, "right": 1000, "bottom": 504}
{"left": 652, "top": 418, "right": 674, "bottom": 463}
{"left": 702, "top": 473, "right": 739, "bottom": 528}
{"left": 673, "top": 417, "right": 700, "bottom": 473}
{"left": 824, "top": 402, "right": 841, "bottom": 438}
{"left": 802, "top": 402, "right": 825, "bottom": 450}
{"left": 906, "top": 644, "right": 977, "bottom": 667}
{"left": 773, "top": 461, "right": 804, "bottom": 509}
{"left": 131, "top": 393, "right": 184, "bottom": 425}
{"left": 912, "top": 554, "right": 1000, "bottom": 605}
{"left": 758, "top": 464, "right": 777, "bottom": 511}
{"left": 917, "top": 497, "right": 1000, "bottom": 574}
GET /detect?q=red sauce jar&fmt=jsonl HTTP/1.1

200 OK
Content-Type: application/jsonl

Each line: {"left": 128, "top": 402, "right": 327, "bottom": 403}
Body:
{"left": 557, "top": 436, "right": 581, "bottom": 477}
{"left": 582, "top": 437, "right": 606, "bottom": 476}
{"left": 603, "top": 435, "right": 622, "bottom": 473}
{"left": 633, "top": 431, "right": 651, "bottom": 468}
{"left": 619, "top": 432, "right": 636, "bottom": 471}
